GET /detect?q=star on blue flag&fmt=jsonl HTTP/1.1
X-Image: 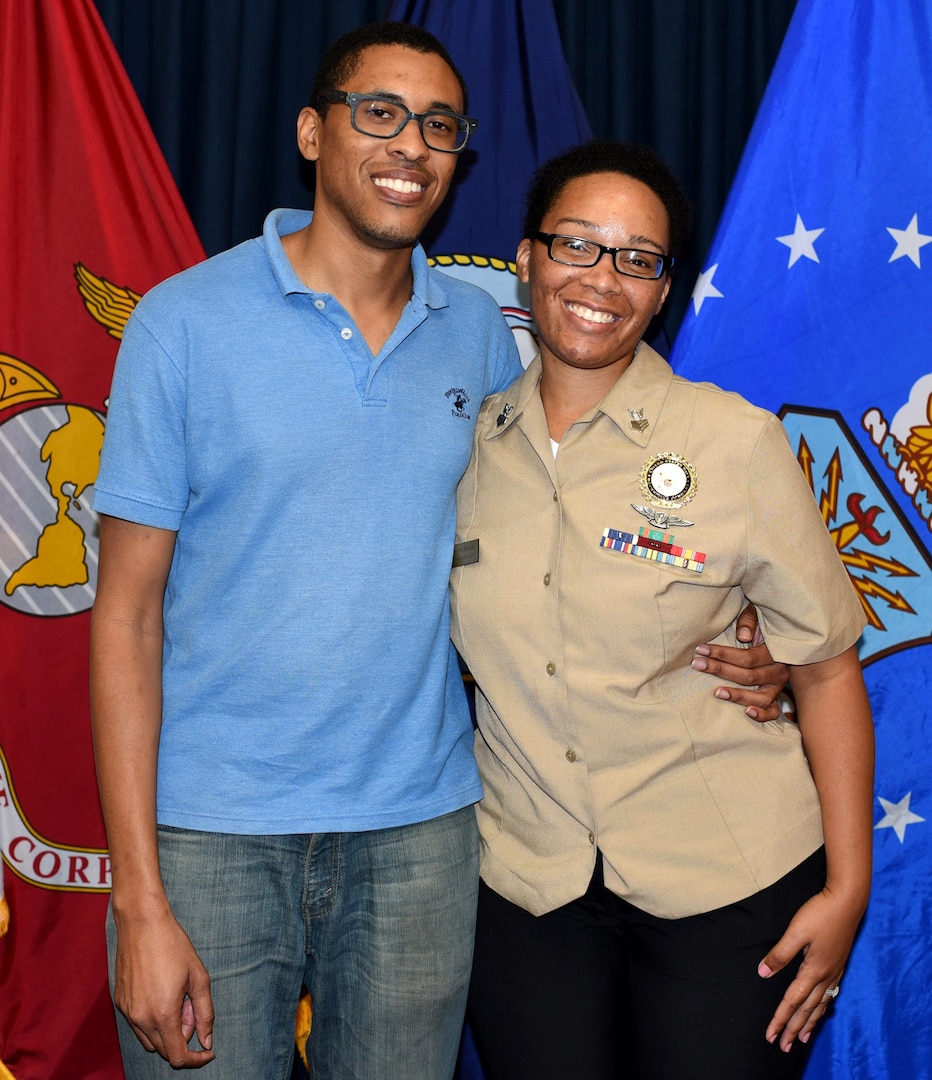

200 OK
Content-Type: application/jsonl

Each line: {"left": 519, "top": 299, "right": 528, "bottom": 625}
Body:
{"left": 776, "top": 214, "right": 824, "bottom": 267}
{"left": 874, "top": 793, "right": 925, "bottom": 845}
{"left": 887, "top": 214, "right": 932, "bottom": 267}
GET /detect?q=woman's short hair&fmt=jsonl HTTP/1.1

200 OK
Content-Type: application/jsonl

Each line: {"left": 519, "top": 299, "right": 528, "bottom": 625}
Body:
{"left": 522, "top": 139, "right": 693, "bottom": 264}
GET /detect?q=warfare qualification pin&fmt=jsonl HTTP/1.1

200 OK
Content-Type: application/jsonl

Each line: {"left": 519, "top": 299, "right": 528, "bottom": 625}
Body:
{"left": 638, "top": 451, "right": 698, "bottom": 509}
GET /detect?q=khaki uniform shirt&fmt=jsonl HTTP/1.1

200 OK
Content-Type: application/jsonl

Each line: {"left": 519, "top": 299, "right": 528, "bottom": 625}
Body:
{"left": 450, "top": 344, "right": 866, "bottom": 919}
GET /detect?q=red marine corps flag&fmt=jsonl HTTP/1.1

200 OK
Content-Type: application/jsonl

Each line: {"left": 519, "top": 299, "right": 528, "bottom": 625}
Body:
{"left": 0, "top": 3, "right": 204, "bottom": 1076}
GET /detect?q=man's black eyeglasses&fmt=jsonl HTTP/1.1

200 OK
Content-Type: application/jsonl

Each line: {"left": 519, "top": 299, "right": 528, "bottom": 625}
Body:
{"left": 318, "top": 90, "right": 477, "bottom": 154}
{"left": 533, "top": 232, "right": 674, "bottom": 280}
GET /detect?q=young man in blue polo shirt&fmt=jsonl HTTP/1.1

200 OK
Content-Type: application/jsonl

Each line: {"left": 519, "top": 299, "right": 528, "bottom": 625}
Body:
{"left": 90, "top": 20, "right": 783, "bottom": 1079}
{"left": 92, "top": 22, "right": 520, "bottom": 1078}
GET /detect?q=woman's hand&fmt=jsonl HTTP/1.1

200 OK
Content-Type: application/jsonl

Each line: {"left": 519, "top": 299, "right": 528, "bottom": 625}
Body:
{"left": 758, "top": 886, "right": 866, "bottom": 1051}
{"left": 762, "top": 645, "right": 874, "bottom": 1050}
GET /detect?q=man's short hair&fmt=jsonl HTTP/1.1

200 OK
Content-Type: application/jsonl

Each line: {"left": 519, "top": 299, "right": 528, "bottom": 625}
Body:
{"left": 310, "top": 21, "right": 469, "bottom": 116}
{"left": 522, "top": 139, "right": 694, "bottom": 265}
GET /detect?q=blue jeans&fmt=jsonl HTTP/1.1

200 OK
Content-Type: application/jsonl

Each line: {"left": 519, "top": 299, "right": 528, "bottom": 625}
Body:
{"left": 107, "top": 806, "right": 479, "bottom": 1079}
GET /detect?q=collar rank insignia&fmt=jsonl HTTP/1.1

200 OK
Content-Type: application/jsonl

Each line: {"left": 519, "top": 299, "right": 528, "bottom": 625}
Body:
{"left": 627, "top": 408, "right": 649, "bottom": 432}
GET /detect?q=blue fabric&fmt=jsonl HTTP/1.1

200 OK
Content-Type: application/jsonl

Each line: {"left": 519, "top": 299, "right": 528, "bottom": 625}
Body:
{"left": 94, "top": 208, "right": 521, "bottom": 834}
{"left": 385, "top": 0, "right": 592, "bottom": 263}
{"left": 671, "top": 2, "right": 932, "bottom": 1077}
{"left": 107, "top": 808, "right": 479, "bottom": 1078}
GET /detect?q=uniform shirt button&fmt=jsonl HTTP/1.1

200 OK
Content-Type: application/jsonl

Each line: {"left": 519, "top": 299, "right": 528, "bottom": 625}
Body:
{"left": 588, "top": 832, "right": 595, "bottom": 845}
{"left": 543, "top": 572, "right": 551, "bottom": 586}
{"left": 313, "top": 299, "right": 326, "bottom": 310}
{"left": 552, "top": 491, "right": 558, "bottom": 502}
{"left": 340, "top": 327, "right": 353, "bottom": 339}
{"left": 546, "top": 662, "right": 556, "bottom": 676}
{"left": 565, "top": 748, "right": 577, "bottom": 763}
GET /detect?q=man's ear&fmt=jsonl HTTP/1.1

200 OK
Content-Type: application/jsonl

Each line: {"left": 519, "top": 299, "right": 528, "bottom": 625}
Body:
{"left": 297, "top": 107, "right": 322, "bottom": 162}
{"left": 515, "top": 238, "right": 532, "bottom": 284}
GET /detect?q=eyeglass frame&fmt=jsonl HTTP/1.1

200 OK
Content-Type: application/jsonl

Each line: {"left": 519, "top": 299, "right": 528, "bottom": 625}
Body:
{"left": 532, "top": 232, "right": 674, "bottom": 280}
{"left": 317, "top": 90, "right": 478, "bottom": 154}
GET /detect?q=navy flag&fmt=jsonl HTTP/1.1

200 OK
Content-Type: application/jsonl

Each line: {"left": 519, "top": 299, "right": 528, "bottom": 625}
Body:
{"left": 672, "top": 2, "right": 932, "bottom": 1077}
{"left": 385, "top": 0, "right": 592, "bottom": 367}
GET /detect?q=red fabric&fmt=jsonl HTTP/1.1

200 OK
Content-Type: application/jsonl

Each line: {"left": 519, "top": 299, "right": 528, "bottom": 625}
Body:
{"left": 0, "top": 3, "right": 204, "bottom": 1076}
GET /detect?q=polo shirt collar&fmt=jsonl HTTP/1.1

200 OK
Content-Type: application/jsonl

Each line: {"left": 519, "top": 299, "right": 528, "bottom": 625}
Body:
{"left": 414, "top": 247, "right": 450, "bottom": 311}
{"left": 262, "top": 208, "right": 445, "bottom": 309}
{"left": 263, "top": 209, "right": 313, "bottom": 297}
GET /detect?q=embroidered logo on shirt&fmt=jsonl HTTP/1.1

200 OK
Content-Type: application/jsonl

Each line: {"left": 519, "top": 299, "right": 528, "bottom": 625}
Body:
{"left": 601, "top": 526, "right": 706, "bottom": 574}
{"left": 445, "top": 387, "right": 471, "bottom": 420}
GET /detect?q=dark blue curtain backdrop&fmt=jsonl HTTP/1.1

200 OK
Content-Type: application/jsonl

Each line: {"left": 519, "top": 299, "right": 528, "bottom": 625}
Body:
{"left": 92, "top": 0, "right": 795, "bottom": 339}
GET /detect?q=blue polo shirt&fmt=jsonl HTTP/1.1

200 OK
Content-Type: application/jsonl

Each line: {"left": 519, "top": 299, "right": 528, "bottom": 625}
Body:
{"left": 94, "top": 209, "right": 521, "bottom": 833}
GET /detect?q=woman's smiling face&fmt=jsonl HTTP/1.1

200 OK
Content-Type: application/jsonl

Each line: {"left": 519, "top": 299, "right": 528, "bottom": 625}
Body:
{"left": 516, "top": 171, "right": 672, "bottom": 376}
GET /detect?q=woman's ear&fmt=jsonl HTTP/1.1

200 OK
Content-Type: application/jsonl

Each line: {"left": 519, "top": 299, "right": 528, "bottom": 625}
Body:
{"left": 515, "top": 238, "right": 532, "bottom": 284}
{"left": 296, "top": 107, "right": 322, "bottom": 162}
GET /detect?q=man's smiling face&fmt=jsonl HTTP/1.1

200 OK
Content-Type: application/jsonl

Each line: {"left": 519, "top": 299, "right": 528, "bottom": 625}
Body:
{"left": 303, "top": 44, "right": 464, "bottom": 251}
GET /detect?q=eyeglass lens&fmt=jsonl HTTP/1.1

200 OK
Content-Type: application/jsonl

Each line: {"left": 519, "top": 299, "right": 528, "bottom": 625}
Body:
{"left": 351, "top": 96, "right": 469, "bottom": 152}
{"left": 549, "top": 235, "right": 665, "bottom": 279}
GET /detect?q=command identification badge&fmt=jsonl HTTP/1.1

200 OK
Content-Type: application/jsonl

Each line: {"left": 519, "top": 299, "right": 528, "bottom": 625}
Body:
{"left": 638, "top": 452, "right": 698, "bottom": 509}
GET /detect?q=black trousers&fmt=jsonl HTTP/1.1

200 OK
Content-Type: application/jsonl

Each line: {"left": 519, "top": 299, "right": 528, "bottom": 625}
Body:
{"left": 467, "top": 848, "right": 826, "bottom": 1080}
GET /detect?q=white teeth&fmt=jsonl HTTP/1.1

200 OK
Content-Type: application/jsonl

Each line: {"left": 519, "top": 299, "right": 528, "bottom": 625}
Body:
{"left": 373, "top": 178, "right": 425, "bottom": 194}
{"left": 567, "top": 302, "right": 616, "bottom": 324}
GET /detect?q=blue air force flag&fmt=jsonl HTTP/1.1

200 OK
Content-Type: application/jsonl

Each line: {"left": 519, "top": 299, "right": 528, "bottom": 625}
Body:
{"left": 385, "top": 0, "right": 592, "bottom": 367}
{"left": 672, "top": 2, "right": 932, "bottom": 1077}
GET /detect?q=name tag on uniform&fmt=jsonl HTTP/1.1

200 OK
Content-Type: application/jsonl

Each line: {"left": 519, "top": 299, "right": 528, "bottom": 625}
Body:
{"left": 452, "top": 539, "right": 479, "bottom": 567}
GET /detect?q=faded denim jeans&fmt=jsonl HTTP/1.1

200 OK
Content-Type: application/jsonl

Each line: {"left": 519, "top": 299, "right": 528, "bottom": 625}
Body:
{"left": 107, "top": 806, "right": 479, "bottom": 1079}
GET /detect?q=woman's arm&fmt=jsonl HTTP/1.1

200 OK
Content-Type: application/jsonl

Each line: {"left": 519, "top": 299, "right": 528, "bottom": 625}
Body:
{"left": 756, "top": 644, "right": 874, "bottom": 1051}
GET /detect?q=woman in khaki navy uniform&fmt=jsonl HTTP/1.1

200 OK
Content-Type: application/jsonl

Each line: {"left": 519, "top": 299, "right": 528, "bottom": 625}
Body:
{"left": 451, "top": 140, "right": 873, "bottom": 1080}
